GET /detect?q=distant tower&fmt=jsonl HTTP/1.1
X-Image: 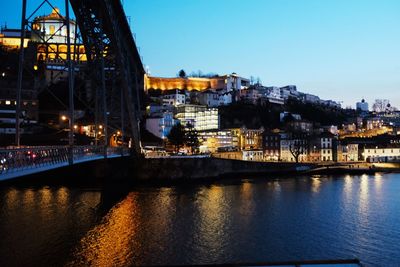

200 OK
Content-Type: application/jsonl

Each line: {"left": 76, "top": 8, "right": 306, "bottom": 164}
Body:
{"left": 356, "top": 99, "right": 369, "bottom": 112}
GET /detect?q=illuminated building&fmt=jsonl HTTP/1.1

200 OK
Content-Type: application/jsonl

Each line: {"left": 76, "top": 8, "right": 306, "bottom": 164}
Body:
{"left": 337, "top": 143, "right": 359, "bottom": 162}
{"left": 198, "top": 130, "right": 233, "bottom": 153}
{"left": 31, "top": 7, "right": 76, "bottom": 44}
{"left": 263, "top": 131, "right": 281, "bottom": 161}
{"left": 362, "top": 147, "right": 400, "bottom": 162}
{"left": 175, "top": 104, "right": 219, "bottom": 131}
{"left": 0, "top": 28, "right": 30, "bottom": 50}
{"left": 230, "top": 127, "right": 264, "bottom": 151}
{"left": 145, "top": 73, "right": 250, "bottom": 93}
{"left": 280, "top": 132, "right": 308, "bottom": 162}
{"left": 213, "top": 150, "right": 264, "bottom": 161}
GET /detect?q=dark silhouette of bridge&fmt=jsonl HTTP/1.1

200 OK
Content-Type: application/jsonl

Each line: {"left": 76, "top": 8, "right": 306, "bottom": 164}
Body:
{"left": 2, "top": 0, "right": 144, "bottom": 181}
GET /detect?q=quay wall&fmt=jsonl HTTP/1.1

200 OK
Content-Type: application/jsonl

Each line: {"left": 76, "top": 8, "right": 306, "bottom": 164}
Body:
{"left": 133, "top": 158, "right": 317, "bottom": 180}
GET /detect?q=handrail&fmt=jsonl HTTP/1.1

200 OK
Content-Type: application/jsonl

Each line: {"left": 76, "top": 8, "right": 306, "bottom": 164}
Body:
{"left": 0, "top": 146, "right": 130, "bottom": 176}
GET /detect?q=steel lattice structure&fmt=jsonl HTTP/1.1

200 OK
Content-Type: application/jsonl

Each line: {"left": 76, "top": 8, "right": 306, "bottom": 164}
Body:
{"left": 16, "top": 0, "right": 145, "bottom": 158}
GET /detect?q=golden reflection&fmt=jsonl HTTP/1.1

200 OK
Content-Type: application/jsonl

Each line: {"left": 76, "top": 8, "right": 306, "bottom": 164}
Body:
{"left": 240, "top": 181, "right": 252, "bottom": 199}
{"left": 56, "top": 187, "right": 69, "bottom": 214}
{"left": 39, "top": 187, "right": 52, "bottom": 206}
{"left": 311, "top": 177, "right": 321, "bottom": 194}
{"left": 5, "top": 188, "right": 19, "bottom": 210}
{"left": 39, "top": 187, "right": 54, "bottom": 220}
{"left": 239, "top": 181, "right": 255, "bottom": 221}
{"left": 68, "top": 193, "right": 140, "bottom": 267}
{"left": 196, "top": 185, "right": 227, "bottom": 253}
{"left": 22, "top": 189, "right": 35, "bottom": 208}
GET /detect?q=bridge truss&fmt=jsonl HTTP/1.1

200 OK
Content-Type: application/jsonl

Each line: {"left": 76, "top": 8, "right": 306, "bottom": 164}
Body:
{"left": 15, "top": 0, "right": 145, "bottom": 161}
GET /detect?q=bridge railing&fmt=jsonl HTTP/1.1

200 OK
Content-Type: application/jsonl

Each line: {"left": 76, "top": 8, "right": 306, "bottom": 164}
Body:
{"left": 0, "top": 146, "right": 130, "bottom": 176}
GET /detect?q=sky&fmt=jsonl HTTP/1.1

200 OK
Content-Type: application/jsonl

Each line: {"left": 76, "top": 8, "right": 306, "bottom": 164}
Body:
{"left": 2, "top": 0, "right": 400, "bottom": 108}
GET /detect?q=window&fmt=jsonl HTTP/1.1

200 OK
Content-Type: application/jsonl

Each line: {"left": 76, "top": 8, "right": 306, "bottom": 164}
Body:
{"left": 49, "top": 25, "right": 55, "bottom": 35}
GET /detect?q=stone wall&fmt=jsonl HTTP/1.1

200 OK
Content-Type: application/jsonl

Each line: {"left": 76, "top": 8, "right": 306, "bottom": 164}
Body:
{"left": 134, "top": 157, "right": 316, "bottom": 180}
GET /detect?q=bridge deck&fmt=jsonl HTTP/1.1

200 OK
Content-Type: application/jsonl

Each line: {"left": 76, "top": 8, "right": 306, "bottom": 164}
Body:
{"left": 0, "top": 146, "right": 130, "bottom": 181}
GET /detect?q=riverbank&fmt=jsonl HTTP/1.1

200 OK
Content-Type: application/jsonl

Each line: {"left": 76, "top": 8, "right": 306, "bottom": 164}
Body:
{"left": 2, "top": 156, "right": 400, "bottom": 186}
{"left": 133, "top": 157, "right": 400, "bottom": 181}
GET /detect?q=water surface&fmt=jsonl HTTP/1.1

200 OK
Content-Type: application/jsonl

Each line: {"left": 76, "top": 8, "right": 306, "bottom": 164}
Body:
{"left": 1, "top": 173, "right": 400, "bottom": 266}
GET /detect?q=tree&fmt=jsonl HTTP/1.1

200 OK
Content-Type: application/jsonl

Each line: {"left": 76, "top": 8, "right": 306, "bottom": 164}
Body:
{"left": 167, "top": 123, "right": 185, "bottom": 152}
{"left": 289, "top": 138, "right": 307, "bottom": 163}
{"left": 185, "top": 123, "right": 199, "bottom": 154}
{"left": 178, "top": 69, "right": 186, "bottom": 78}
{"left": 372, "top": 99, "right": 390, "bottom": 113}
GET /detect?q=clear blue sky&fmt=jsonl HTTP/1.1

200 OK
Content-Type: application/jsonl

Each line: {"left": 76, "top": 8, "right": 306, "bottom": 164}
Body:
{"left": 2, "top": 0, "right": 400, "bottom": 108}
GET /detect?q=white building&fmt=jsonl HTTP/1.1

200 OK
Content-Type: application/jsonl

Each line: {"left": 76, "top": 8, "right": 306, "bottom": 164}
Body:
{"left": 242, "top": 150, "right": 264, "bottom": 161}
{"left": 280, "top": 133, "right": 308, "bottom": 162}
{"left": 162, "top": 90, "right": 186, "bottom": 107}
{"left": 362, "top": 147, "right": 400, "bottom": 162}
{"left": 31, "top": 7, "right": 76, "bottom": 44}
{"left": 262, "top": 86, "right": 284, "bottom": 105}
{"left": 320, "top": 134, "right": 334, "bottom": 162}
{"left": 224, "top": 73, "right": 250, "bottom": 92}
{"left": 175, "top": 104, "right": 219, "bottom": 131}
{"left": 218, "top": 91, "right": 233, "bottom": 106}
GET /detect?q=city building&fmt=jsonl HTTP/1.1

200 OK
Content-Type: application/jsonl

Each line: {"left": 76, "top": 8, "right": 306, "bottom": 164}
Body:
{"left": 356, "top": 99, "right": 369, "bottom": 112}
{"left": 0, "top": 105, "right": 22, "bottom": 134}
{"left": 230, "top": 127, "right": 264, "bottom": 151}
{"left": 280, "top": 85, "right": 299, "bottom": 100}
{"left": 145, "top": 73, "right": 250, "bottom": 94}
{"left": 362, "top": 147, "right": 400, "bottom": 162}
{"left": 337, "top": 143, "right": 359, "bottom": 162}
{"left": 263, "top": 131, "right": 281, "bottom": 161}
{"left": 319, "top": 132, "right": 335, "bottom": 162}
{"left": 198, "top": 130, "right": 233, "bottom": 153}
{"left": 145, "top": 111, "right": 176, "bottom": 139}
{"left": 213, "top": 150, "right": 264, "bottom": 161}
{"left": 175, "top": 104, "right": 219, "bottom": 131}
{"left": 260, "top": 86, "right": 284, "bottom": 105}
{"left": 218, "top": 91, "right": 233, "bottom": 106}
{"left": 280, "top": 112, "right": 302, "bottom": 123}
{"left": 146, "top": 104, "right": 173, "bottom": 117}
{"left": 162, "top": 90, "right": 186, "bottom": 106}
{"left": 280, "top": 132, "right": 308, "bottom": 162}
{"left": 0, "top": 28, "right": 30, "bottom": 50}
{"left": 198, "top": 90, "right": 220, "bottom": 107}
{"left": 287, "top": 120, "right": 313, "bottom": 133}
{"left": 366, "top": 117, "right": 384, "bottom": 130}
{"left": 239, "top": 88, "right": 261, "bottom": 104}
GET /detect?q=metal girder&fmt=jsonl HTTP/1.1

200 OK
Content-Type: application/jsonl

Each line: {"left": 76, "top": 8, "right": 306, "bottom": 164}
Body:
{"left": 69, "top": 0, "right": 145, "bottom": 154}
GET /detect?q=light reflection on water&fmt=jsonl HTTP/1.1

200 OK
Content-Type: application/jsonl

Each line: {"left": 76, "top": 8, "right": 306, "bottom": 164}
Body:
{"left": 1, "top": 173, "right": 400, "bottom": 266}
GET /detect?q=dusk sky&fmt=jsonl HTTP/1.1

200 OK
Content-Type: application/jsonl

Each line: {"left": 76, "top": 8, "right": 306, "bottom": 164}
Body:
{"left": 2, "top": 0, "right": 400, "bottom": 108}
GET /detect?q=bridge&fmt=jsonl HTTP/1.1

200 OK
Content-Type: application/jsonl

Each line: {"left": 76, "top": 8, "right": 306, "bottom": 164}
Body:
{"left": 0, "top": 145, "right": 130, "bottom": 181}
{"left": 1, "top": 0, "right": 145, "bottom": 181}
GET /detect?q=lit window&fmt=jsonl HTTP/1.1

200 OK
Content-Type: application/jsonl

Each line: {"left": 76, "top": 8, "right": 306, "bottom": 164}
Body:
{"left": 5, "top": 100, "right": 11, "bottom": 105}
{"left": 49, "top": 25, "right": 55, "bottom": 35}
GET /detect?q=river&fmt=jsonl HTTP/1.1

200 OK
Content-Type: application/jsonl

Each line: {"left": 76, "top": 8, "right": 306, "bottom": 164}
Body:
{"left": 1, "top": 173, "right": 400, "bottom": 266}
